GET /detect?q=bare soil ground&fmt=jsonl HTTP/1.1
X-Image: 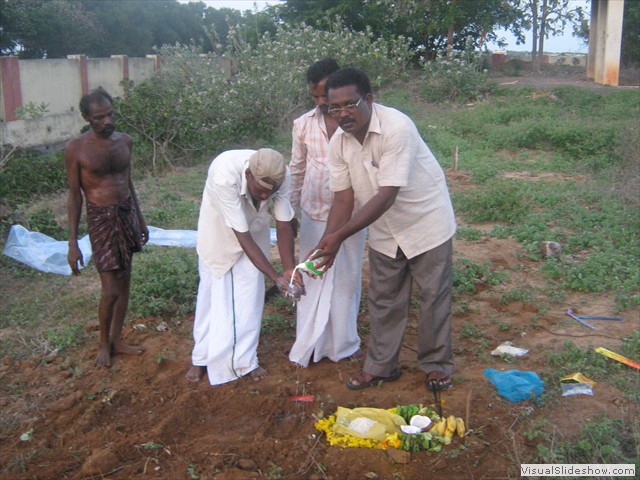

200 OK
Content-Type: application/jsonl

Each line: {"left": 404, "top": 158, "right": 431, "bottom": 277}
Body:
{"left": 1, "top": 73, "right": 638, "bottom": 480}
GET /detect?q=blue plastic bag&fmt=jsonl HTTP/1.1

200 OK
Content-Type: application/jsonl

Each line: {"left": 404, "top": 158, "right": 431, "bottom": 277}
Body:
{"left": 483, "top": 368, "right": 544, "bottom": 402}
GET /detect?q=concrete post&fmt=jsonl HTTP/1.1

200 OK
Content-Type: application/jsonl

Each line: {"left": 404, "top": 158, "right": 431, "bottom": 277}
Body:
{"left": 588, "top": 0, "right": 625, "bottom": 86}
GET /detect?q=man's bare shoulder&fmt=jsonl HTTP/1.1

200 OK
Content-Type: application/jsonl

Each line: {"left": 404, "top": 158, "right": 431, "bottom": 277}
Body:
{"left": 112, "top": 131, "right": 132, "bottom": 143}
{"left": 64, "top": 131, "right": 91, "bottom": 157}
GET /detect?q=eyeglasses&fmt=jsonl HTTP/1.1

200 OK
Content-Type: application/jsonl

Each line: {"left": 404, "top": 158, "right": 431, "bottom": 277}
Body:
{"left": 327, "top": 96, "right": 363, "bottom": 117}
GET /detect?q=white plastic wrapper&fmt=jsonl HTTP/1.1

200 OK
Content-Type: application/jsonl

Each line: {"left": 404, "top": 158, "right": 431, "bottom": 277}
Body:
{"left": 490, "top": 341, "right": 529, "bottom": 357}
{"left": 3, "top": 225, "right": 276, "bottom": 275}
{"left": 3, "top": 225, "right": 277, "bottom": 275}
{"left": 3, "top": 225, "right": 92, "bottom": 276}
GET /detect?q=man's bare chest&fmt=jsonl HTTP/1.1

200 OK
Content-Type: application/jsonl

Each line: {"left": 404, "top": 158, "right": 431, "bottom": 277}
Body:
{"left": 81, "top": 143, "right": 130, "bottom": 177}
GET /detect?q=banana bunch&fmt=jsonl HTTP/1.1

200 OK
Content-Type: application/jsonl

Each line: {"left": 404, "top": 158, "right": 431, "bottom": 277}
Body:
{"left": 431, "top": 415, "right": 466, "bottom": 444}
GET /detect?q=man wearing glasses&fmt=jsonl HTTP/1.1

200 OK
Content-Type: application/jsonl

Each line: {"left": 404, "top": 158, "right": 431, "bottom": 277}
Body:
{"left": 288, "top": 59, "right": 367, "bottom": 368}
{"left": 311, "top": 67, "right": 457, "bottom": 391}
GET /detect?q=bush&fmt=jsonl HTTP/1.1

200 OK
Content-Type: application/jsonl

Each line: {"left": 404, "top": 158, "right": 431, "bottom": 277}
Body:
{"left": 116, "top": 22, "right": 413, "bottom": 173}
{"left": 0, "top": 150, "right": 66, "bottom": 208}
{"left": 420, "top": 38, "right": 493, "bottom": 103}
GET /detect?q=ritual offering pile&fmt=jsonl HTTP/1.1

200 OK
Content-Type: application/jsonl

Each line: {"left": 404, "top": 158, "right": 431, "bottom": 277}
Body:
{"left": 315, "top": 404, "right": 466, "bottom": 452}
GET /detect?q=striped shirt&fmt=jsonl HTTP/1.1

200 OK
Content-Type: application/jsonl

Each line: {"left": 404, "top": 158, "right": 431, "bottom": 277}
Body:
{"left": 290, "top": 107, "right": 333, "bottom": 221}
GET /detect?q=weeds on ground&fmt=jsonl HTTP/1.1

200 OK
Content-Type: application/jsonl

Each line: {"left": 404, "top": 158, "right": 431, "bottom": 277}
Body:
{"left": 536, "top": 415, "right": 640, "bottom": 467}
{"left": 129, "top": 247, "right": 198, "bottom": 320}
{"left": 453, "top": 258, "right": 508, "bottom": 297}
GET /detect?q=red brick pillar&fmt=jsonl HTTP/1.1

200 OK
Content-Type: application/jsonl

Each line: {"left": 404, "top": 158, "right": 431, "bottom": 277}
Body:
{"left": 0, "top": 56, "right": 23, "bottom": 122}
{"left": 111, "top": 55, "right": 129, "bottom": 80}
{"left": 68, "top": 54, "right": 89, "bottom": 95}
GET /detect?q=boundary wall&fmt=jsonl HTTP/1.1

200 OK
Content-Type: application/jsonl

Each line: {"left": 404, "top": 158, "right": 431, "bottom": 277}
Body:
{"left": 0, "top": 55, "right": 161, "bottom": 150}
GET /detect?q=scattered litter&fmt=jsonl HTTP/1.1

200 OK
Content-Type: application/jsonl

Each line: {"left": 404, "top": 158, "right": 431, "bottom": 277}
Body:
{"left": 539, "top": 241, "right": 562, "bottom": 258}
{"left": 491, "top": 341, "right": 529, "bottom": 357}
{"left": 595, "top": 347, "right": 640, "bottom": 370}
{"left": 133, "top": 324, "right": 147, "bottom": 331}
{"left": 567, "top": 309, "right": 596, "bottom": 329}
{"left": 561, "top": 383, "right": 594, "bottom": 396}
{"left": 155, "top": 321, "right": 169, "bottom": 332}
{"left": 560, "top": 372, "right": 596, "bottom": 387}
{"left": 20, "top": 428, "right": 34, "bottom": 442}
{"left": 568, "top": 309, "right": 623, "bottom": 322}
{"left": 483, "top": 368, "right": 544, "bottom": 403}
{"left": 288, "top": 394, "right": 314, "bottom": 402}
{"left": 561, "top": 373, "right": 596, "bottom": 397}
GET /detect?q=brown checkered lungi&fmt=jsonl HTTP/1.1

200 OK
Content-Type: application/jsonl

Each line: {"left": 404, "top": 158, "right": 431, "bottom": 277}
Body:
{"left": 86, "top": 197, "right": 142, "bottom": 272}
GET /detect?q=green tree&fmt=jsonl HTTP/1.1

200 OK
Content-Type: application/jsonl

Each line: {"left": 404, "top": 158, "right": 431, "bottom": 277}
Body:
{"left": 276, "top": 0, "right": 518, "bottom": 61}
{"left": 509, "top": 0, "right": 587, "bottom": 71}
{"left": 0, "top": 0, "right": 102, "bottom": 58}
{"left": 621, "top": 0, "right": 639, "bottom": 67}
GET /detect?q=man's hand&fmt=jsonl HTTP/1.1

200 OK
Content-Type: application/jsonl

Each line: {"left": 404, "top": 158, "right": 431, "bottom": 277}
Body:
{"left": 67, "top": 243, "right": 84, "bottom": 275}
{"left": 310, "top": 232, "right": 343, "bottom": 273}
{"left": 275, "top": 273, "right": 305, "bottom": 300}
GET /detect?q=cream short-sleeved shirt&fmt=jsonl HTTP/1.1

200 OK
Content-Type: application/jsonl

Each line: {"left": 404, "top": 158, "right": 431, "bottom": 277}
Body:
{"left": 329, "top": 103, "right": 456, "bottom": 259}
{"left": 196, "top": 149, "right": 295, "bottom": 277}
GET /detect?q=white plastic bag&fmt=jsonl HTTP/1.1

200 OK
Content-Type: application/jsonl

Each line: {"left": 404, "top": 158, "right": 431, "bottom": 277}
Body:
{"left": 146, "top": 226, "right": 197, "bottom": 248}
{"left": 3, "top": 225, "right": 92, "bottom": 276}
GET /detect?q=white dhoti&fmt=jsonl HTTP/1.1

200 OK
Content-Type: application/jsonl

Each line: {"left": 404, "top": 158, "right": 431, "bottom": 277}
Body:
{"left": 192, "top": 254, "right": 265, "bottom": 385}
{"left": 289, "top": 211, "right": 366, "bottom": 367}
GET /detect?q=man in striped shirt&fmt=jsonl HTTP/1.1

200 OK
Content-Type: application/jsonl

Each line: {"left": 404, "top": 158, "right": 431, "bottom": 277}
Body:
{"left": 288, "top": 59, "right": 367, "bottom": 367}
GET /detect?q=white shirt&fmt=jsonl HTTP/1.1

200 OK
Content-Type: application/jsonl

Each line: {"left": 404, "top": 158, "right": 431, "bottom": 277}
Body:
{"left": 329, "top": 103, "right": 456, "bottom": 259}
{"left": 196, "top": 149, "right": 295, "bottom": 277}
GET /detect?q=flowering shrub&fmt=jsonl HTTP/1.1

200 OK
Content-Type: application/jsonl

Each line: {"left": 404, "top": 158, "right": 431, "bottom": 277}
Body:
{"left": 116, "top": 22, "right": 412, "bottom": 172}
{"left": 420, "top": 37, "right": 493, "bottom": 103}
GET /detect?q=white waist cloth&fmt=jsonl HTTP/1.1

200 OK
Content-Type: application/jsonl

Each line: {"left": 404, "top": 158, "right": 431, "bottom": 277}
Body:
{"left": 192, "top": 254, "right": 264, "bottom": 385}
{"left": 289, "top": 211, "right": 366, "bottom": 367}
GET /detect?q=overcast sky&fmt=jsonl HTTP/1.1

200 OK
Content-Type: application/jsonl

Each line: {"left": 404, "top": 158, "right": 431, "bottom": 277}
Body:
{"left": 181, "top": 0, "right": 589, "bottom": 53}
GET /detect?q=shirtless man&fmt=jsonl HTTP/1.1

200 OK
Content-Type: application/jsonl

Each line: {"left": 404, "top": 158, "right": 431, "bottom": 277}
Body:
{"left": 65, "top": 89, "right": 149, "bottom": 367}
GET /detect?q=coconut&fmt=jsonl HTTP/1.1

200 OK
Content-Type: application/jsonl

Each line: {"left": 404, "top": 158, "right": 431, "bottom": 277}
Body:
{"left": 409, "top": 415, "right": 432, "bottom": 430}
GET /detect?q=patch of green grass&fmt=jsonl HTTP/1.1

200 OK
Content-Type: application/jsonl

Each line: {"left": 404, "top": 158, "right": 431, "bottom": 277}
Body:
{"left": 536, "top": 415, "right": 639, "bottom": 467}
{"left": 455, "top": 226, "right": 484, "bottom": 241}
{"left": 452, "top": 179, "right": 529, "bottom": 224}
{"left": 261, "top": 310, "right": 294, "bottom": 337}
{"left": 45, "top": 324, "right": 84, "bottom": 352}
{"left": 460, "top": 322, "right": 484, "bottom": 339}
{"left": 129, "top": 247, "right": 198, "bottom": 320}
{"left": 499, "top": 287, "right": 533, "bottom": 305}
{"left": 453, "top": 258, "right": 508, "bottom": 298}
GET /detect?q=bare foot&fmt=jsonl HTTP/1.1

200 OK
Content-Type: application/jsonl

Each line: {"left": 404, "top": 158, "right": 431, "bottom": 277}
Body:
{"left": 96, "top": 343, "right": 112, "bottom": 368}
{"left": 112, "top": 340, "right": 146, "bottom": 356}
{"left": 186, "top": 365, "right": 206, "bottom": 383}
{"left": 249, "top": 366, "right": 268, "bottom": 382}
